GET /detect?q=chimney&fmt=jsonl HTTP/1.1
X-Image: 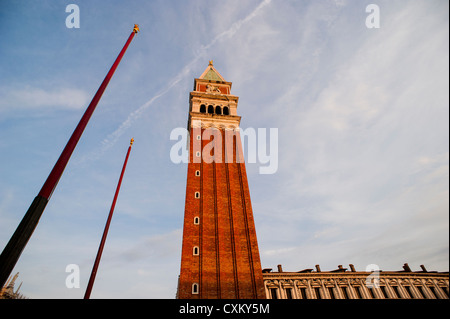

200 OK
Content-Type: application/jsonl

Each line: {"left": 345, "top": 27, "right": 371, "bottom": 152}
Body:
{"left": 349, "top": 264, "right": 356, "bottom": 272}
{"left": 403, "top": 263, "right": 412, "bottom": 272}
{"left": 277, "top": 264, "right": 283, "bottom": 273}
{"left": 315, "top": 264, "right": 321, "bottom": 272}
{"left": 420, "top": 265, "right": 428, "bottom": 272}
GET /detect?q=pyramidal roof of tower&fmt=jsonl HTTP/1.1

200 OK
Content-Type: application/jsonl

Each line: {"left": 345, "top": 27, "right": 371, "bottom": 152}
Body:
{"left": 199, "top": 61, "right": 226, "bottom": 82}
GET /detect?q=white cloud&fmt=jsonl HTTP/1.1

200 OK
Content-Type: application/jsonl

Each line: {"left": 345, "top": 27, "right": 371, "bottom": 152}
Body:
{"left": 0, "top": 86, "right": 89, "bottom": 110}
{"left": 252, "top": 1, "right": 449, "bottom": 271}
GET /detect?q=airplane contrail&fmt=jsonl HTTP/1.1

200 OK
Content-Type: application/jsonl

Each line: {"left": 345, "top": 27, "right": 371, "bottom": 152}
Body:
{"left": 78, "top": 0, "right": 271, "bottom": 163}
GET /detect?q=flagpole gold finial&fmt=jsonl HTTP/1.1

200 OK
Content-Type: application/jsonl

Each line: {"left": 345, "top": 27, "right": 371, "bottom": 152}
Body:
{"left": 130, "top": 138, "right": 134, "bottom": 146}
{"left": 209, "top": 60, "right": 213, "bottom": 66}
{"left": 133, "top": 24, "right": 140, "bottom": 33}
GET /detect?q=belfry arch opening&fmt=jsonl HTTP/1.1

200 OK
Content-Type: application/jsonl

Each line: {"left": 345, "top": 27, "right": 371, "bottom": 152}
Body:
{"left": 208, "top": 105, "right": 214, "bottom": 114}
{"left": 200, "top": 104, "right": 206, "bottom": 113}
{"left": 215, "top": 105, "right": 221, "bottom": 115}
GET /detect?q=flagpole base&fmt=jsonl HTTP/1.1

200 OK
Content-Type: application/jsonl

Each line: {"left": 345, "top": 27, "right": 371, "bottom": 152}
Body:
{"left": 0, "top": 195, "right": 49, "bottom": 288}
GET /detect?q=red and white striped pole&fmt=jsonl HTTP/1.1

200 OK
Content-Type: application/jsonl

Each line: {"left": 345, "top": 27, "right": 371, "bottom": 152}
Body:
{"left": 84, "top": 138, "right": 134, "bottom": 299}
{"left": 0, "top": 25, "right": 139, "bottom": 289}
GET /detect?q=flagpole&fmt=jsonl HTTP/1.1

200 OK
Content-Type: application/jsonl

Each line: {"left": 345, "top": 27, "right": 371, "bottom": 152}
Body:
{"left": 84, "top": 138, "right": 134, "bottom": 299}
{"left": 0, "top": 25, "right": 140, "bottom": 289}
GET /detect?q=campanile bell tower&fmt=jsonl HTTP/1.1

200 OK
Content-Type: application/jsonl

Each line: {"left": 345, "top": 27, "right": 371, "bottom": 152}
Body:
{"left": 177, "top": 62, "right": 265, "bottom": 299}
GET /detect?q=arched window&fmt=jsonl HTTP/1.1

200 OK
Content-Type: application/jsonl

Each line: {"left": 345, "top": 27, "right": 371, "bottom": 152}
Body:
{"left": 194, "top": 216, "right": 200, "bottom": 225}
{"left": 195, "top": 170, "right": 200, "bottom": 176}
{"left": 215, "top": 105, "right": 221, "bottom": 115}
{"left": 223, "top": 106, "right": 229, "bottom": 115}
{"left": 195, "top": 192, "right": 200, "bottom": 198}
{"left": 208, "top": 105, "right": 214, "bottom": 114}
{"left": 193, "top": 246, "right": 199, "bottom": 255}
{"left": 200, "top": 104, "right": 206, "bottom": 113}
{"left": 192, "top": 283, "right": 199, "bottom": 294}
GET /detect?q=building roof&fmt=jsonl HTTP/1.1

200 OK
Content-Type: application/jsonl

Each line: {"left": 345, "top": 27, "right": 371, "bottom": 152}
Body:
{"left": 263, "top": 263, "right": 449, "bottom": 275}
{"left": 199, "top": 60, "right": 226, "bottom": 82}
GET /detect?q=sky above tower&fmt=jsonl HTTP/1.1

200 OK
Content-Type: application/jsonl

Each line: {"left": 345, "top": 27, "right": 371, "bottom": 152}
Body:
{"left": 0, "top": 0, "right": 448, "bottom": 298}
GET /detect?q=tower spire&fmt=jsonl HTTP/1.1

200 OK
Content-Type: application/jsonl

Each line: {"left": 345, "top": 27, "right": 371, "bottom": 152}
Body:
{"left": 199, "top": 61, "right": 226, "bottom": 82}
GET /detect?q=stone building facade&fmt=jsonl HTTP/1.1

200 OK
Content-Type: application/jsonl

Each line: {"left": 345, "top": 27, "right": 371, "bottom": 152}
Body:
{"left": 263, "top": 264, "right": 449, "bottom": 299}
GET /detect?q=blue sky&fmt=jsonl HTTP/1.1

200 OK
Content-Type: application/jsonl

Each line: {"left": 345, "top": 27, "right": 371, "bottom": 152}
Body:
{"left": 0, "top": 0, "right": 448, "bottom": 298}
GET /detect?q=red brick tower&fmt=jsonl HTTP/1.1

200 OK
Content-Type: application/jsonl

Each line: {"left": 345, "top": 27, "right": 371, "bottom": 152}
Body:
{"left": 177, "top": 62, "right": 265, "bottom": 299}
